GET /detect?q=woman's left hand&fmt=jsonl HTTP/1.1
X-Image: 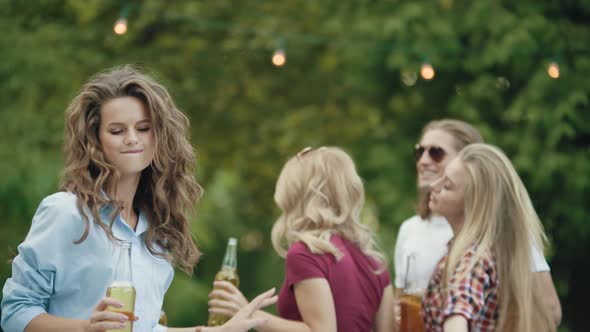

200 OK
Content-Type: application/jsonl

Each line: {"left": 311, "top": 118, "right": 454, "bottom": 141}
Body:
{"left": 208, "top": 281, "right": 249, "bottom": 317}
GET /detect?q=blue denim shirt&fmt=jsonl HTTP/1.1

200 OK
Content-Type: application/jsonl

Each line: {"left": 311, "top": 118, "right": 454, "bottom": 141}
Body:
{"left": 1, "top": 192, "right": 172, "bottom": 332}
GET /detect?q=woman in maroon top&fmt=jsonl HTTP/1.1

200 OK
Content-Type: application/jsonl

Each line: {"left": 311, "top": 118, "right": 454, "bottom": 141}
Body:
{"left": 422, "top": 144, "right": 555, "bottom": 331}
{"left": 208, "top": 147, "right": 395, "bottom": 332}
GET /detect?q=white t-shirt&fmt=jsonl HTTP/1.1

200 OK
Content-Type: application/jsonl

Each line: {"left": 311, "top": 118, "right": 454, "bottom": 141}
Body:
{"left": 393, "top": 215, "right": 550, "bottom": 289}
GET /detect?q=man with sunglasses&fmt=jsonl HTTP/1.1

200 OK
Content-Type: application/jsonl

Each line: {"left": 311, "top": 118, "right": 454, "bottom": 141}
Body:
{"left": 393, "top": 119, "right": 562, "bottom": 326}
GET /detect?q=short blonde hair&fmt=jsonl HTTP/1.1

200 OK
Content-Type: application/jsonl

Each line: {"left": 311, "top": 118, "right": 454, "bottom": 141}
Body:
{"left": 271, "top": 147, "right": 386, "bottom": 269}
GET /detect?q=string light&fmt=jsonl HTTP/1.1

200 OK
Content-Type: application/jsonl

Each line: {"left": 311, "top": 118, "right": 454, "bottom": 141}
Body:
{"left": 421, "top": 63, "right": 435, "bottom": 80}
{"left": 113, "top": 5, "right": 130, "bottom": 35}
{"left": 114, "top": 17, "right": 128, "bottom": 35}
{"left": 401, "top": 70, "right": 418, "bottom": 86}
{"left": 272, "top": 48, "right": 286, "bottom": 67}
{"left": 108, "top": 12, "right": 576, "bottom": 75}
{"left": 548, "top": 61, "right": 560, "bottom": 79}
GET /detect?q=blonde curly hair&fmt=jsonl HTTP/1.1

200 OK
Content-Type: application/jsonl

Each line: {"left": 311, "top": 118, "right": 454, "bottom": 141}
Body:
{"left": 271, "top": 147, "right": 386, "bottom": 270}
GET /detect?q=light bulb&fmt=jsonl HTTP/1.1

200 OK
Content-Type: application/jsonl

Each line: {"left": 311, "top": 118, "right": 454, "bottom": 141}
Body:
{"left": 114, "top": 18, "right": 128, "bottom": 35}
{"left": 421, "top": 63, "right": 435, "bottom": 80}
{"left": 548, "top": 61, "right": 560, "bottom": 79}
{"left": 272, "top": 49, "right": 286, "bottom": 67}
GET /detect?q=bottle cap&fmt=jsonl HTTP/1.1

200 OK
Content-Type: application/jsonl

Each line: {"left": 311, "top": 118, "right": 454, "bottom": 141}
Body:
{"left": 228, "top": 237, "right": 238, "bottom": 246}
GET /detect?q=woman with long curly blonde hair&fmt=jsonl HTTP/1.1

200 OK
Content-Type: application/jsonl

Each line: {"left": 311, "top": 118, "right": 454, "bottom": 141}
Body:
{"left": 208, "top": 147, "right": 395, "bottom": 332}
{"left": 422, "top": 143, "right": 554, "bottom": 331}
{"left": 1, "top": 65, "right": 275, "bottom": 332}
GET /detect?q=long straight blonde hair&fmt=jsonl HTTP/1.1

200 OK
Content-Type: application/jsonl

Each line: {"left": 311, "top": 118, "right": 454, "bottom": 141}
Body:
{"left": 271, "top": 147, "right": 386, "bottom": 269}
{"left": 445, "top": 143, "right": 553, "bottom": 331}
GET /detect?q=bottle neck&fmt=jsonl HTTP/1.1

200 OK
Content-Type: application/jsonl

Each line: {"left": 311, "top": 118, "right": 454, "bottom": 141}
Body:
{"left": 114, "top": 241, "right": 133, "bottom": 283}
{"left": 221, "top": 243, "right": 237, "bottom": 270}
{"left": 404, "top": 254, "right": 416, "bottom": 290}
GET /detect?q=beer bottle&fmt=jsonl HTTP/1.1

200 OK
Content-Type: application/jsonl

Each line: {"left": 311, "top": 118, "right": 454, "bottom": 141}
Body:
{"left": 399, "top": 254, "right": 425, "bottom": 332}
{"left": 106, "top": 241, "right": 136, "bottom": 332}
{"left": 207, "top": 237, "right": 240, "bottom": 326}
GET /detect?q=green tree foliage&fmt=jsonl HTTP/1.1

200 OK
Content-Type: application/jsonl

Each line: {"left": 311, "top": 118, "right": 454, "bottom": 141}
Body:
{"left": 0, "top": 0, "right": 588, "bottom": 330}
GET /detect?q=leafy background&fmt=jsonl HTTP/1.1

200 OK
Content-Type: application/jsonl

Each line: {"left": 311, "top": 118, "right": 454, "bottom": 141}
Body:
{"left": 0, "top": 1, "right": 588, "bottom": 331}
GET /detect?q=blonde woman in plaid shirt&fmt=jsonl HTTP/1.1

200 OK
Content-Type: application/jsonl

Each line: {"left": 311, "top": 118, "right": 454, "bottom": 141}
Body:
{"left": 422, "top": 144, "right": 555, "bottom": 332}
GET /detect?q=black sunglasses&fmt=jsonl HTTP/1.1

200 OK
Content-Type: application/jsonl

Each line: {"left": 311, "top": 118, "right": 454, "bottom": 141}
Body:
{"left": 414, "top": 144, "right": 446, "bottom": 163}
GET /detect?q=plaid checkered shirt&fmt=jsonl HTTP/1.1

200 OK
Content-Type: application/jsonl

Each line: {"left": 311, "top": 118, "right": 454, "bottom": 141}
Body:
{"left": 421, "top": 242, "right": 499, "bottom": 331}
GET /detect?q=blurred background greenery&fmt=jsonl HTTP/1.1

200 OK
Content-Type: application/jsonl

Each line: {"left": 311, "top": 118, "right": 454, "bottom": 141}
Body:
{"left": 0, "top": 1, "right": 589, "bottom": 331}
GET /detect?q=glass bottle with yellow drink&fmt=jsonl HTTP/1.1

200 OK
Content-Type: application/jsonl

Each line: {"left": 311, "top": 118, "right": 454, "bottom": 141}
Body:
{"left": 106, "top": 241, "right": 136, "bottom": 332}
{"left": 399, "top": 254, "right": 425, "bottom": 332}
{"left": 207, "top": 237, "right": 239, "bottom": 327}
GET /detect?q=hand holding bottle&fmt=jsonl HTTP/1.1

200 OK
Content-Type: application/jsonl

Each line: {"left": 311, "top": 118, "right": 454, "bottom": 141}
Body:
{"left": 208, "top": 281, "right": 249, "bottom": 317}
{"left": 208, "top": 238, "right": 240, "bottom": 326}
{"left": 85, "top": 297, "right": 138, "bottom": 332}
{"left": 105, "top": 240, "right": 136, "bottom": 332}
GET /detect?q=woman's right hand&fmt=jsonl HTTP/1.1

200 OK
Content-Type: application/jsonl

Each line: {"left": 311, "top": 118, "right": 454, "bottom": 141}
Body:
{"left": 84, "top": 297, "right": 135, "bottom": 332}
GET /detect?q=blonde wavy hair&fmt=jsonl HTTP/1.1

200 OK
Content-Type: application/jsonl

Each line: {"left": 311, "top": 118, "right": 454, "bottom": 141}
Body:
{"left": 416, "top": 119, "right": 483, "bottom": 219}
{"left": 271, "top": 147, "right": 386, "bottom": 270}
{"left": 444, "top": 143, "right": 553, "bottom": 331}
{"left": 60, "top": 65, "right": 203, "bottom": 274}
